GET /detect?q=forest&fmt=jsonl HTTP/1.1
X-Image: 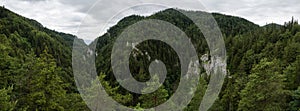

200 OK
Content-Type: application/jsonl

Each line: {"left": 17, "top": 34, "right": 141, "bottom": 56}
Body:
{"left": 1, "top": 6, "right": 300, "bottom": 111}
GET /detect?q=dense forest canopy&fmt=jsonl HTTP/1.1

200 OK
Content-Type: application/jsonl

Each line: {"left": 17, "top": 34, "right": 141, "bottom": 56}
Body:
{"left": 1, "top": 6, "right": 300, "bottom": 111}
{"left": 0, "top": 6, "right": 88, "bottom": 110}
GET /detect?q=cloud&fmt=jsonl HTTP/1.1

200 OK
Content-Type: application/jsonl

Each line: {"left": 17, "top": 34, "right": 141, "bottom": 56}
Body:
{"left": 201, "top": 0, "right": 300, "bottom": 25}
{"left": 2, "top": 0, "right": 87, "bottom": 36}
{"left": 73, "top": 0, "right": 172, "bottom": 43}
{"left": 1, "top": 0, "right": 300, "bottom": 43}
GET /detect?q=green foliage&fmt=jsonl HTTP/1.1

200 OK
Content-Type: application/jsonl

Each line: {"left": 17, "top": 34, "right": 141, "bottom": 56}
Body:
{"left": 83, "top": 73, "right": 133, "bottom": 110}
{"left": 92, "top": 8, "right": 300, "bottom": 111}
{"left": 22, "top": 50, "right": 67, "bottom": 110}
{"left": 1, "top": 6, "right": 300, "bottom": 110}
{"left": 0, "top": 86, "right": 17, "bottom": 111}
{"left": 290, "top": 87, "right": 300, "bottom": 111}
{"left": 99, "top": 73, "right": 133, "bottom": 105}
{"left": 139, "top": 75, "right": 169, "bottom": 108}
{"left": 284, "top": 56, "right": 300, "bottom": 90}
{"left": 238, "top": 59, "right": 288, "bottom": 111}
{"left": 0, "top": 7, "right": 88, "bottom": 110}
{"left": 184, "top": 77, "right": 207, "bottom": 111}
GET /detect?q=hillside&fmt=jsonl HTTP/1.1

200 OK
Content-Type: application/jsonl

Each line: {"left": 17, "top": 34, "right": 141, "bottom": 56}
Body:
{"left": 1, "top": 6, "right": 300, "bottom": 110}
{"left": 91, "top": 8, "right": 300, "bottom": 110}
{"left": 0, "top": 6, "right": 88, "bottom": 110}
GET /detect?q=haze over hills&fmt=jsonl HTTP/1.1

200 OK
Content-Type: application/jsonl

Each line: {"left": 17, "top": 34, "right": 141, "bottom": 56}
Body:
{"left": 1, "top": 6, "right": 300, "bottom": 111}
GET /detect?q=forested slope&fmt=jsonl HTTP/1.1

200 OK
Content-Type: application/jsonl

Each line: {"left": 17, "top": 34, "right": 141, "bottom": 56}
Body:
{"left": 93, "top": 9, "right": 300, "bottom": 111}
{"left": 1, "top": 6, "right": 300, "bottom": 110}
{"left": 0, "top": 7, "right": 88, "bottom": 110}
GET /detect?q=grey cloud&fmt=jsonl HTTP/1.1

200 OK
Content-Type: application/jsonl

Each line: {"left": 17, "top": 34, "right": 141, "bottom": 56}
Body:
{"left": 201, "top": 0, "right": 300, "bottom": 25}
{"left": 2, "top": 0, "right": 300, "bottom": 43}
{"left": 60, "top": 0, "right": 97, "bottom": 12}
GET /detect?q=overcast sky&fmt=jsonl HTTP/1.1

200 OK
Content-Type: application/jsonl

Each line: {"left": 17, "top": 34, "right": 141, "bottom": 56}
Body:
{"left": 1, "top": 0, "right": 299, "bottom": 43}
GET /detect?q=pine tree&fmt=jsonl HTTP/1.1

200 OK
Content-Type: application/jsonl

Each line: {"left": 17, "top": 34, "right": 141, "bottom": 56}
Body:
{"left": 139, "top": 75, "right": 169, "bottom": 109}
{"left": 290, "top": 86, "right": 300, "bottom": 111}
{"left": 84, "top": 73, "right": 133, "bottom": 110}
{"left": 284, "top": 55, "right": 300, "bottom": 90}
{"left": 24, "top": 50, "right": 68, "bottom": 110}
{"left": 238, "top": 58, "right": 288, "bottom": 111}
{"left": 0, "top": 86, "right": 17, "bottom": 111}
{"left": 184, "top": 77, "right": 207, "bottom": 111}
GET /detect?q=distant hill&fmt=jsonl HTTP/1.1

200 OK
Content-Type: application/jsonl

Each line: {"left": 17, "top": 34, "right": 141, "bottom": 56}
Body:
{"left": 0, "top": 7, "right": 86, "bottom": 110}
{"left": 92, "top": 8, "right": 261, "bottom": 75}
{"left": 90, "top": 8, "right": 300, "bottom": 110}
{"left": 0, "top": 6, "right": 86, "bottom": 67}
{"left": 262, "top": 23, "right": 283, "bottom": 29}
{"left": 90, "top": 8, "right": 261, "bottom": 108}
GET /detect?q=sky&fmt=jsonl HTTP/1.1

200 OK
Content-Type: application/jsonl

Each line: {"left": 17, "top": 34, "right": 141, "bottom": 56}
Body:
{"left": 1, "top": 0, "right": 299, "bottom": 44}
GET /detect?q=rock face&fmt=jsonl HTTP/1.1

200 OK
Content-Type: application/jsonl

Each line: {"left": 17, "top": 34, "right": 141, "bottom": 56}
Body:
{"left": 201, "top": 54, "right": 227, "bottom": 76}
{"left": 201, "top": 54, "right": 210, "bottom": 75}
{"left": 186, "top": 59, "right": 200, "bottom": 78}
{"left": 185, "top": 53, "right": 227, "bottom": 79}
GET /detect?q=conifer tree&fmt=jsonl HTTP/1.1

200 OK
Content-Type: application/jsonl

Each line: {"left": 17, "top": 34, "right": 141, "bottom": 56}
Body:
{"left": 24, "top": 49, "right": 68, "bottom": 110}
{"left": 238, "top": 59, "right": 287, "bottom": 111}
{"left": 139, "top": 75, "right": 169, "bottom": 109}
{"left": 0, "top": 86, "right": 17, "bottom": 111}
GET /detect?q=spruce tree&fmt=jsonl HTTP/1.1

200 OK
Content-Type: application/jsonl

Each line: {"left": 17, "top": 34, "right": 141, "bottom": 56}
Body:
{"left": 238, "top": 58, "right": 288, "bottom": 111}
{"left": 25, "top": 50, "right": 67, "bottom": 110}
{"left": 139, "top": 75, "right": 169, "bottom": 109}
